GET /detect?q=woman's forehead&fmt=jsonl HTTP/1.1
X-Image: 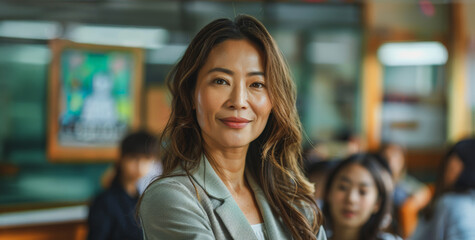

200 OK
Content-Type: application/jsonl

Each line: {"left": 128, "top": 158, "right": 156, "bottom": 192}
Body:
{"left": 336, "top": 164, "right": 376, "bottom": 187}
{"left": 203, "top": 40, "right": 264, "bottom": 68}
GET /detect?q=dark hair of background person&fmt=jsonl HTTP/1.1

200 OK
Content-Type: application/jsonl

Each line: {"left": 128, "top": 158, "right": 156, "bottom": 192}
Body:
{"left": 113, "top": 130, "right": 159, "bottom": 183}
{"left": 323, "top": 153, "right": 394, "bottom": 240}
{"left": 138, "top": 15, "right": 322, "bottom": 239}
{"left": 421, "top": 138, "right": 475, "bottom": 220}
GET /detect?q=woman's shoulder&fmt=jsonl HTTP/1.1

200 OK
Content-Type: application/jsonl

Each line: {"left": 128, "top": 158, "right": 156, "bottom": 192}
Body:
{"left": 140, "top": 174, "right": 207, "bottom": 217}
{"left": 440, "top": 190, "right": 475, "bottom": 200}
{"left": 378, "top": 232, "right": 402, "bottom": 240}
{"left": 428, "top": 191, "right": 475, "bottom": 240}
{"left": 434, "top": 190, "right": 475, "bottom": 222}
{"left": 142, "top": 174, "right": 196, "bottom": 200}
{"left": 437, "top": 190, "right": 475, "bottom": 210}
{"left": 139, "top": 174, "right": 217, "bottom": 239}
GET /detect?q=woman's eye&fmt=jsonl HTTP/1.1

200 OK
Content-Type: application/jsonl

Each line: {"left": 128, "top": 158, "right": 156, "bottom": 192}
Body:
{"left": 337, "top": 184, "right": 348, "bottom": 191}
{"left": 250, "top": 82, "right": 265, "bottom": 88}
{"left": 359, "top": 190, "right": 367, "bottom": 196}
{"left": 213, "top": 78, "right": 228, "bottom": 85}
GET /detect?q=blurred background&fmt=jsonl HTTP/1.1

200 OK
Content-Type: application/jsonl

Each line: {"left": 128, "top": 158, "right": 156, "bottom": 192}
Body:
{"left": 0, "top": 0, "right": 474, "bottom": 239}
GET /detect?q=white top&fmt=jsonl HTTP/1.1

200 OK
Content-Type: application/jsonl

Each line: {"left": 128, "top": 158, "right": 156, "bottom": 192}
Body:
{"left": 251, "top": 223, "right": 267, "bottom": 240}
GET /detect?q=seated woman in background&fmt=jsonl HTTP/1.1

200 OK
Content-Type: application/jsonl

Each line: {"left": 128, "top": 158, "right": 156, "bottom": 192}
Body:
{"left": 323, "top": 153, "right": 402, "bottom": 240}
{"left": 412, "top": 138, "right": 475, "bottom": 240}
{"left": 380, "top": 143, "right": 431, "bottom": 237}
{"left": 381, "top": 144, "right": 430, "bottom": 209}
{"left": 87, "top": 131, "right": 159, "bottom": 240}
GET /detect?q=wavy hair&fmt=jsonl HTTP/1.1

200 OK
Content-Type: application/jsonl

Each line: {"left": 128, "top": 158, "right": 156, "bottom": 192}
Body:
{"left": 151, "top": 15, "right": 322, "bottom": 239}
{"left": 323, "top": 153, "right": 394, "bottom": 240}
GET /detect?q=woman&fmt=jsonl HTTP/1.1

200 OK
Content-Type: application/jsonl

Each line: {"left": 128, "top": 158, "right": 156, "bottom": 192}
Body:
{"left": 322, "top": 154, "right": 401, "bottom": 240}
{"left": 412, "top": 138, "right": 475, "bottom": 240}
{"left": 380, "top": 143, "right": 431, "bottom": 237}
{"left": 88, "top": 130, "right": 158, "bottom": 240}
{"left": 139, "top": 15, "right": 325, "bottom": 240}
{"left": 380, "top": 144, "right": 429, "bottom": 209}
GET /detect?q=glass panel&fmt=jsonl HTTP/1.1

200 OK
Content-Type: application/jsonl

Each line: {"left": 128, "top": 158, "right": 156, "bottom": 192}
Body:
{"left": 381, "top": 64, "right": 447, "bottom": 149}
{"left": 299, "top": 29, "right": 362, "bottom": 145}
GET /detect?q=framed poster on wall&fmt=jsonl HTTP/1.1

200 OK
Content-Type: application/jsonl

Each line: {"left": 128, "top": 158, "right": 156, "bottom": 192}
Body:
{"left": 47, "top": 39, "right": 144, "bottom": 162}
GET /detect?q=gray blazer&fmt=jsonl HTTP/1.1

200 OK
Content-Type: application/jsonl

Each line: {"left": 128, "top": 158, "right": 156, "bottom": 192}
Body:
{"left": 139, "top": 156, "right": 327, "bottom": 240}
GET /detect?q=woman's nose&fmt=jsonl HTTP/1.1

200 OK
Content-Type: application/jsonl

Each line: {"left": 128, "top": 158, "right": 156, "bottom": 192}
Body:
{"left": 227, "top": 82, "right": 248, "bottom": 110}
{"left": 346, "top": 189, "right": 359, "bottom": 203}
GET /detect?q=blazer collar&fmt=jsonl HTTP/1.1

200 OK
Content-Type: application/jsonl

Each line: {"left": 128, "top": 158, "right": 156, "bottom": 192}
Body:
{"left": 190, "top": 156, "right": 291, "bottom": 239}
{"left": 191, "top": 156, "right": 258, "bottom": 239}
{"left": 191, "top": 155, "right": 231, "bottom": 200}
{"left": 246, "top": 171, "right": 291, "bottom": 239}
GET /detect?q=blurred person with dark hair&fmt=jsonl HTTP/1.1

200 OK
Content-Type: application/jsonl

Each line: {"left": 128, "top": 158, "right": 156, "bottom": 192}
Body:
{"left": 323, "top": 153, "right": 402, "bottom": 240}
{"left": 306, "top": 160, "right": 337, "bottom": 208}
{"left": 303, "top": 143, "right": 335, "bottom": 208}
{"left": 304, "top": 142, "right": 330, "bottom": 164}
{"left": 87, "top": 130, "right": 159, "bottom": 240}
{"left": 335, "top": 128, "right": 365, "bottom": 156}
{"left": 412, "top": 138, "right": 475, "bottom": 240}
{"left": 380, "top": 143, "right": 431, "bottom": 237}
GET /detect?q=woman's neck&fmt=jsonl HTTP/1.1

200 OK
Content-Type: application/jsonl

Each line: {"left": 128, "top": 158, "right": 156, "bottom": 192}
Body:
{"left": 331, "top": 226, "right": 360, "bottom": 240}
{"left": 204, "top": 143, "right": 248, "bottom": 194}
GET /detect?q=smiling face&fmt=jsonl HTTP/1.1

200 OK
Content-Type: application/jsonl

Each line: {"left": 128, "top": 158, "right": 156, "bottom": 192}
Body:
{"left": 327, "top": 163, "right": 380, "bottom": 231}
{"left": 193, "top": 39, "right": 272, "bottom": 150}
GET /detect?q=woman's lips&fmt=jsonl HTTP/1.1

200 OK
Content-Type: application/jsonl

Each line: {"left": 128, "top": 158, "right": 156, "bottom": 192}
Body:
{"left": 220, "top": 117, "right": 251, "bottom": 129}
{"left": 342, "top": 210, "right": 356, "bottom": 218}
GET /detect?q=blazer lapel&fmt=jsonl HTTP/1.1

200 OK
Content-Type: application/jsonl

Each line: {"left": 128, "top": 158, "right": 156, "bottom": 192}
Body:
{"left": 215, "top": 198, "right": 258, "bottom": 240}
{"left": 192, "top": 156, "right": 258, "bottom": 240}
{"left": 246, "top": 171, "right": 291, "bottom": 239}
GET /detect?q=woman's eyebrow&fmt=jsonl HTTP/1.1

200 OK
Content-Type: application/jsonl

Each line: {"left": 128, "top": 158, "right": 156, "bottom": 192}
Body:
{"left": 358, "top": 183, "right": 371, "bottom": 188}
{"left": 338, "top": 176, "right": 373, "bottom": 188}
{"left": 338, "top": 176, "right": 353, "bottom": 184}
{"left": 248, "top": 71, "right": 265, "bottom": 77}
{"left": 208, "top": 67, "right": 233, "bottom": 75}
{"left": 207, "top": 67, "right": 265, "bottom": 77}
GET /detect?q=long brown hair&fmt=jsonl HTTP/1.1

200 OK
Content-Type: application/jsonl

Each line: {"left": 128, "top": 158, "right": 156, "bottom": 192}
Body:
{"left": 146, "top": 15, "right": 322, "bottom": 239}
